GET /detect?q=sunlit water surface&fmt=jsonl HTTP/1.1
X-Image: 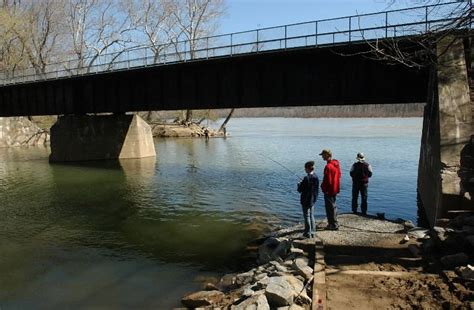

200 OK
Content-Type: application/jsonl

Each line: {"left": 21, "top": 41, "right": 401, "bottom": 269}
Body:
{"left": 0, "top": 118, "right": 422, "bottom": 309}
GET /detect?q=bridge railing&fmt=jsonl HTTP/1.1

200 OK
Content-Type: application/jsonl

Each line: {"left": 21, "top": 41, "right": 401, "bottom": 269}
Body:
{"left": 0, "top": 1, "right": 470, "bottom": 86}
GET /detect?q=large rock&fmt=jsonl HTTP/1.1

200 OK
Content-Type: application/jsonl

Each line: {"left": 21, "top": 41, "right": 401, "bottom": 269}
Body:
{"left": 292, "top": 257, "right": 313, "bottom": 281}
{"left": 258, "top": 238, "right": 291, "bottom": 264}
{"left": 232, "top": 293, "right": 270, "bottom": 310}
{"left": 408, "top": 228, "right": 429, "bottom": 239}
{"left": 265, "top": 277, "right": 294, "bottom": 306}
{"left": 235, "top": 271, "right": 255, "bottom": 286}
{"left": 0, "top": 117, "right": 50, "bottom": 147}
{"left": 181, "top": 290, "right": 225, "bottom": 308}
{"left": 457, "top": 265, "right": 474, "bottom": 279}
{"left": 265, "top": 276, "right": 306, "bottom": 307}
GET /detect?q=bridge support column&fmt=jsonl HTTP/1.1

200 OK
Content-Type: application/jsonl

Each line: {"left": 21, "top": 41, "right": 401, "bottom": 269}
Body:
{"left": 418, "top": 37, "right": 474, "bottom": 227}
{"left": 49, "top": 114, "right": 155, "bottom": 162}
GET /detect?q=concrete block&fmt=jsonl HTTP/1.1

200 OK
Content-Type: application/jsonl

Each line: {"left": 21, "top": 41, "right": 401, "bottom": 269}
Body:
{"left": 50, "top": 114, "right": 155, "bottom": 162}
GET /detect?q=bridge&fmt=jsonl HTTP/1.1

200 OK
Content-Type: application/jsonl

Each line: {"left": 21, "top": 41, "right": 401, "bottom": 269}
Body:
{"left": 0, "top": 2, "right": 467, "bottom": 116}
{"left": 0, "top": 1, "right": 472, "bottom": 226}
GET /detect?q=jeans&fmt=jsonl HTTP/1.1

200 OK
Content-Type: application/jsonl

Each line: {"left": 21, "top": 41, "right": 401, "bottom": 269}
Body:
{"left": 301, "top": 204, "right": 315, "bottom": 236}
{"left": 324, "top": 194, "right": 338, "bottom": 228}
{"left": 352, "top": 183, "right": 368, "bottom": 215}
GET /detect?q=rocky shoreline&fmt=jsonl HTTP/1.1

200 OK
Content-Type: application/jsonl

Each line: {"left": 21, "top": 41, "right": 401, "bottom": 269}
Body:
{"left": 150, "top": 122, "right": 225, "bottom": 138}
{"left": 178, "top": 213, "right": 474, "bottom": 309}
{"left": 180, "top": 227, "right": 317, "bottom": 309}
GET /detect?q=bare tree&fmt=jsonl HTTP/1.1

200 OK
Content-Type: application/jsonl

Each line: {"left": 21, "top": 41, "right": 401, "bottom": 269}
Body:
{"left": 124, "top": 0, "right": 175, "bottom": 63}
{"left": 356, "top": 0, "right": 472, "bottom": 68}
{"left": 170, "top": 0, "right": 226, "bottom": 123}
{"left": 64, "top": 0, "right": 134, "bottom": 72}
{"left": 13, "top": 0, "right": 66, "bottom": 75}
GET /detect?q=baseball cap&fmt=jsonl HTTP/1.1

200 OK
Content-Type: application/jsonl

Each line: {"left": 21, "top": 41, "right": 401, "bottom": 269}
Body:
{"left": 319, "top": 149, "right": 332, "bottom": 156}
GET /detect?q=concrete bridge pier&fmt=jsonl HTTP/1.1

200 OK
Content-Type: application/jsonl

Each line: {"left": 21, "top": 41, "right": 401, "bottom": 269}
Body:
{"left": 49, "top": 114, "right": 156, "bottom": 162}
{"left": 418, "top": 37, "right": 474, "bottom": 227}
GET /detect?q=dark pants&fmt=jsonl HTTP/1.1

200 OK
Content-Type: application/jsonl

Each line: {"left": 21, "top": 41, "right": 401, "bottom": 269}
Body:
{"left": 352, "top": 182, "right": 368, "bottom": 215}
{"left": 324, "top": 194, "right": 338, "bottom": 228}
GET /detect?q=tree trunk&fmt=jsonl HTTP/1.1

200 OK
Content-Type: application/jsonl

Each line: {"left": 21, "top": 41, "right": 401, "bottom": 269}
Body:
{"left": 219, "top": 108, "right": 235, "bottom": 132}
{"left": 185, "top": 109, "right": 193, "bottom": 122}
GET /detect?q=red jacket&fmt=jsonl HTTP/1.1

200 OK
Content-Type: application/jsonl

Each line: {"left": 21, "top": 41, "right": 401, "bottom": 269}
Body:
{"left": 321, "top": 159, "right": 341, "bottom": 195}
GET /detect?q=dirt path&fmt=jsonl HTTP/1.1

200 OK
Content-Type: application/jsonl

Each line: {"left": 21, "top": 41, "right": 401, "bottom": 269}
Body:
{"left": 312, "top": 214, "right": 471, "bottom": 309}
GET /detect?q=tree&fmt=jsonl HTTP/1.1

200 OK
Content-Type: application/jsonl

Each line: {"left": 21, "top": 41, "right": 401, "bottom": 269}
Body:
{"left": 63, "top": 0, "right": 134, "bottom": 73}
{"left": 14, "top": 0, "right": 65, "bottom": 75}
{"left": 124, "top": 0, "right": 175, "bottom": 63}
{"left": 357, "top": 0, "right": 472, "bottom": 68}
{"left": 0, "top": 6, "right": 25, "bottom": 75}
{"left": 170, "top": 0, "right": 226, "bottom": 123}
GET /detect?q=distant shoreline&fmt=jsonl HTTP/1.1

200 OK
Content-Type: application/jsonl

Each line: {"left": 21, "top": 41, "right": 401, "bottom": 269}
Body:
{"left": 151, "top": 103, "right": 425, "bottom": 120}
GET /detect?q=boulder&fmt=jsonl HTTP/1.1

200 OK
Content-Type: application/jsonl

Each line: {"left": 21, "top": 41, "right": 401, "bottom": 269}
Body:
{"left": 270, "top": 261, "right": 289, "bottom": 273}
{"left": 265, "top": 277, "right": 295, "bottom": 306}
{"left": 218, "top": 273, "right": 237, "bottom": 291}
{"left": 458, "top": 265, "right": 474, "bottom": 279}
{"left": 293, "top": 257, "right": 313, "bottom": 281}
{"left": 408, "top": 228, "right": 429, "bottom": 239}
{"left": 235, "top": 271, "right": 255, "bottom": 286}
{"left": 272, "top": 238, "right": 291, "bottom": 258}
{"left": 440, "top": 253, "right": 469, "bottom": 268}
{"left": 290, "top": 247, "right": 305, "bottom": 255}
{"left": 258, "top": 238, "right": 291, "bottom": 264}
{"left": 403, "top": 220, "right": 415, "bottom": 230}
{"left": 205, "top": 283, "right": 219, "bottom": 291}
{"left": 232, "top": 293, "right": 270, "bottom": 310}
{"left": 181, "top": 290, "right": 225, "bottom": 308}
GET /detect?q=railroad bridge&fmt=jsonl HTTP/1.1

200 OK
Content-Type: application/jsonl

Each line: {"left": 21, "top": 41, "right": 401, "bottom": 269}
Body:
{"left": 0, "top": 2, "right": 472, "bottom": 225}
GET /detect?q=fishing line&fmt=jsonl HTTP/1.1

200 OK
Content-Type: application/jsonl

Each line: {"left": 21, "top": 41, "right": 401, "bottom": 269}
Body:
{"left": 253, "top": 150, "right": 302, "bottom": 181}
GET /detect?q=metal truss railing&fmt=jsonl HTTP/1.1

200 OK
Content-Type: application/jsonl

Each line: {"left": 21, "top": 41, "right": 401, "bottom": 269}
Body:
{"left": 0, "top": 0, "right": 470, "bottom": 86}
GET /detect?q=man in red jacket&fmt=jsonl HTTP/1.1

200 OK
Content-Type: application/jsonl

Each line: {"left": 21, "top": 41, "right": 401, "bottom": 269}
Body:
{"left": 319, "top": 149, "right": 341, "bottom": 230}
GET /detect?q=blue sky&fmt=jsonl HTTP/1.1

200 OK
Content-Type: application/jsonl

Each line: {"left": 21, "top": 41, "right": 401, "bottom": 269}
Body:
{"left": 220, "top": 0, "right": 408, "bottom": 33}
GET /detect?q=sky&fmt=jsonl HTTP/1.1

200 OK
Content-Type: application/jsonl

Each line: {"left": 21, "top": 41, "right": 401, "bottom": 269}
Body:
{"left": 219, "top": 0, "right": 412, "bottom": 34}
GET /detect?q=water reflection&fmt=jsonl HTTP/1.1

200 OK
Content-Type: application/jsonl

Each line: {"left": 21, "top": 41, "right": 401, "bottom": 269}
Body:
{"left": 0, "top": 118, "right": 423, "bottom": 308}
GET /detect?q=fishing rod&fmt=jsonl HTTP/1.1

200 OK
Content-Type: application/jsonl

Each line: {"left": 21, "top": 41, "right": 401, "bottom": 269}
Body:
{"left": 254, "top": 151, "right": 303, "bottom": 181}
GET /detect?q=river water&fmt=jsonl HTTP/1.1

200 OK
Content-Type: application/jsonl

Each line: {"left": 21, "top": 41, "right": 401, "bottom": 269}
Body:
{"left": 0, "top": 117, "right": 422, "bottom": 309}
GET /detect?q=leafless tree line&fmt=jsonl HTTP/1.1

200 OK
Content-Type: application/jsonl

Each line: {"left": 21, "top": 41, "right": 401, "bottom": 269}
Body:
{"left": 0, "top": 0, "right": 225, "bottom": 76}
{"left": 0, "top": 0, "right": 225, "bottom": 123}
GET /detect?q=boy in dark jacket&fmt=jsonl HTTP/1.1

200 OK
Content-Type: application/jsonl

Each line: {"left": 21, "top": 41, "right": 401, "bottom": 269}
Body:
{"left": 297, "top": 161, "right": 319, "bottom": 238}
{"left": 319, "top": 149, "right": 341, "bottom": 230}
{"left": 350, "top": 152, "right": 373, "bottom": 215}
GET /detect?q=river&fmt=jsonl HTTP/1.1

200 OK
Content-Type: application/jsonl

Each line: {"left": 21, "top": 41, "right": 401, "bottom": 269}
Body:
{"left": 0, "top": 117, "right": 422, "bottom": 309}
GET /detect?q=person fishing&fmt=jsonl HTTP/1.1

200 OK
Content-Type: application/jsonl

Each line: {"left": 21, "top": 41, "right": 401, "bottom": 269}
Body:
{"left": 297, "top": 161, "right": 319, "bottom": 238}
{"left": 350, "top": 152, "right": 373, "bottom": 216}
{"left": 319, "top": 149, "right": 341, "bottom": 230}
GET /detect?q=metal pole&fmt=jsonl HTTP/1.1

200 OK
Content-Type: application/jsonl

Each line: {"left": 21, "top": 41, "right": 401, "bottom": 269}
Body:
{"left": 349, "top": 16, "right": 352, "bottom": 42}
{"left": 256, "top": 29, "right": 259, "bottom": 52}
{"left": 385, "top": 11, "right": 388, "bottom": 38}
{"left": 207, "top": 37, "right": 209, "bottom": 59}
{"left": 284, "top": 25, "right": 287, "bottom": 49}
{"left": 425, "top": 6, "right": 429, "bottom": 32}
{"left": 230, "top": 34, "right": 233, "bottom": 56}
{"left": 315, "top": 21, "right": 318, "bottom": 46}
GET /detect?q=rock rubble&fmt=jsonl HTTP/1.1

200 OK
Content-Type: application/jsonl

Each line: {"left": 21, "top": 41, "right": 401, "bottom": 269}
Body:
{"left": 180, "top": 232, "right": 315, "bottom": 309}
